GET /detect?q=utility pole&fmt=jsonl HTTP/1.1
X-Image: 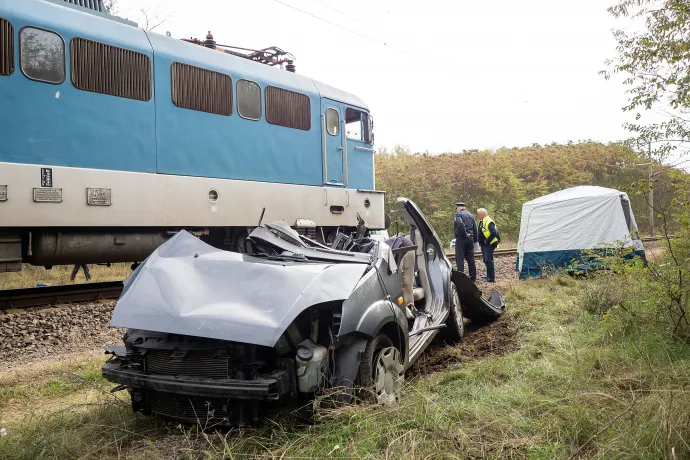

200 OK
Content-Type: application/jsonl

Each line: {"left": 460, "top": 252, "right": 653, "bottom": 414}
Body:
{"left": 648, "top": 142, "right": 654, "bottom": 237}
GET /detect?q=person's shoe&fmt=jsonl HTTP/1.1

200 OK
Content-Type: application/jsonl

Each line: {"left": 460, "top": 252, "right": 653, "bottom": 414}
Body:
{"left": 481, "top": 276, "right": 489, "bottom": 281}
{"left": 486, "top": 279, "right": 495, "bottom": 283}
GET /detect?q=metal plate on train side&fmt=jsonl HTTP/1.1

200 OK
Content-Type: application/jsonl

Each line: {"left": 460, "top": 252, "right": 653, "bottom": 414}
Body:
{"left": 33, "top": 188, "right": 62, "bottom": 203}
{"left": 87, "top": 188, "right": 112, "bottom": 206}
{"left": 40, "top": 168, "right": 53, "bottom": 187}
{"left": 0, "top": 185, "right": 7, "bottom": 201}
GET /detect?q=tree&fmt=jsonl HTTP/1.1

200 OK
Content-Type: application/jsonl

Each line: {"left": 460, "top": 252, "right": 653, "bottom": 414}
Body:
{"left": 375, "top": 142, "right": 679, "bottom": 245}
{"left": 103, "top": 0, "right": 118, "bottom": 14}
{"left": 103, "top": 0, "right": 168, "bottom": 32}
{"left": 603, "top": 0, "right": 690, "bottom": 166}
{"left": 604, "top": 0, "right": 690, "bottom": 342}
{"left": 138, "top": 7, "right": 167, "bottom": 31}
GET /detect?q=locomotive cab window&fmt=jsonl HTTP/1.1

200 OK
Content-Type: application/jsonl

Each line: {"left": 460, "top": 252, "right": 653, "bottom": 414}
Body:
{"left": 326, "top": 108, "right": 339, "bottom": 136}
{"left": 20, "top": 27, "right": 65, "bottom": 84}
{"left": 345, "top": 108, "right": 363, "bottom": 141}
{"left": 237, "top": 79, "right": 261, "bottom": 120}
{"left": 0, "top": 17, "right": 14, "bottom": 76}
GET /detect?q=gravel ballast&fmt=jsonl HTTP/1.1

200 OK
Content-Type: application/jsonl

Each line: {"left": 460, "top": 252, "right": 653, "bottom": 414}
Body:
{"left": 454, "top": 253, "right": 518, "bottom": 283}
{"left": 0, "top": 301, "right": 123, "bottom": 372}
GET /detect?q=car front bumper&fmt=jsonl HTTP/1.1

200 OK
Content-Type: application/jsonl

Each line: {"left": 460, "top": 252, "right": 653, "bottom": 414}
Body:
{"left": 101, "top": 360, "right": 293, "bottom": 401}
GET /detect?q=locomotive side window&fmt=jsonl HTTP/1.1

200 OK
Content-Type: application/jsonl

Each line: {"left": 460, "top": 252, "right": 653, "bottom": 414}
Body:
{"left": 265, "top": 86, "right": 311, "bottom": 131}
{"left": 20, "top": 27, "right": 65, "bottom": 84}
{"left": 345, "top": 108, "right": 362, "bottom": 141}
{"left": 0, "top": 18, "right": 14, "bottom": 76}
{"left": 172, "top": 62, "right": 232, "bottom": 115}
{"left": 71, "top": 38, "right": 151, "bottom": 101}
{"left": 326, "top": 108, "right": 339, "bottom": 135}
{"left": 237, "top": 79, "right": 261, "bottom": 120}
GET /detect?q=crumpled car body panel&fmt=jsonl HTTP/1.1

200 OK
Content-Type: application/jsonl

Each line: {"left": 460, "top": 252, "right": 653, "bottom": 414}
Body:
{"left": 110, "top": 231, "right": 368, "bottom": 347}
{"left": 103, "top": 199, "right": 506, "bottom": 427}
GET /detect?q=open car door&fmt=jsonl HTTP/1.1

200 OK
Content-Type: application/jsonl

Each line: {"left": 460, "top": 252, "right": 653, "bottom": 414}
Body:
{"left": 394, "top": 198, "right": 454, "bottom": 365}
{"left": 396, "top": 198, "right": 505, "bottom": 335}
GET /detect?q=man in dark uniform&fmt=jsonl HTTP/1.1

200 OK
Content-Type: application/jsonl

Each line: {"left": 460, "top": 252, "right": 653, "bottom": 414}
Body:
{"left": 454, "top": 201, "right": 477, "bottom": 282}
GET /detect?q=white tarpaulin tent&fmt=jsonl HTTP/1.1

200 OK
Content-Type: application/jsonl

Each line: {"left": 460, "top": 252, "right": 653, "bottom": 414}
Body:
{"left": 517, "top": 186, "right": 645, "bottom": 279}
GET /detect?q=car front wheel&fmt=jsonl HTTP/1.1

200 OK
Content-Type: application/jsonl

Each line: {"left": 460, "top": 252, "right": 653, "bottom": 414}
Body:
{"left": 358, "top": 333, "right": 404, "bottom": 405}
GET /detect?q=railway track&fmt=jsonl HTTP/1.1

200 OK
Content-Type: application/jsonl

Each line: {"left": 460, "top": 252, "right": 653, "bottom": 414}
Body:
{"left": 0, "top": 236, "right": 669, "bottom": 311}
{"left": 0, "top": 281, "right": 123, "bottom": 311}
{"left": 446, "top": 236, "right": 667, "bottom": 261}
{"left": 446, "top": 247, "right": 517, "bottom": 260}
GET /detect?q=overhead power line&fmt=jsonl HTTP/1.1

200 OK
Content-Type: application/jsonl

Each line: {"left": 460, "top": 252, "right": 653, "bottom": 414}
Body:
{"left": 266, "top": 0, "right": 458, "bottom": 82}
{"left": 268, "top": 0, "right": 412, "bottom": 58}
{"left": 309, "top": 0, "right": 385, "bottom": 34}
{"left": 269, "top": 0, "right": 384, "bottom": 43}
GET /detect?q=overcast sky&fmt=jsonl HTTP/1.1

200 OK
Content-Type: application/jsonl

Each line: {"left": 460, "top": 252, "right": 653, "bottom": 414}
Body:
{"left": 117, "top": 0, "right": 639, "bottom": 153}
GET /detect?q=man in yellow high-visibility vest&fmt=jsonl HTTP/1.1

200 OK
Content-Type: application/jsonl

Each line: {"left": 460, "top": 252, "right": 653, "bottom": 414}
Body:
{"left": 477, "top": 208, "right": 500, "bottom": 282}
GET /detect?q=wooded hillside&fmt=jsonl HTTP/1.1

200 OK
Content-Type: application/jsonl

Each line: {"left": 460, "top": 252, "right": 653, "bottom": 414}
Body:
{"left": 375, "top": 142, "right": 689, "bottom": 245}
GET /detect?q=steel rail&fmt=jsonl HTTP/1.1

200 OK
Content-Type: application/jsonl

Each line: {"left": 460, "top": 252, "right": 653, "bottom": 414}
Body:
{"left": 0, "top": 237, "right": 670, "bottom": 310}
{"left": 0, "top": 281, "right": 123, "bottom": 311}
{"left": 445, "top": 236, "right": 668, "bottom": 261}
{"left": 446, "top": 247, "right": 517, "bottom": 260}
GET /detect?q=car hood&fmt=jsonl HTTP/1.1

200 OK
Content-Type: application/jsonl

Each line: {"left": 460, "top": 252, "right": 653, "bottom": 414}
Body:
{"left": 110, "top": 231, "right": 368, "bottom": 347}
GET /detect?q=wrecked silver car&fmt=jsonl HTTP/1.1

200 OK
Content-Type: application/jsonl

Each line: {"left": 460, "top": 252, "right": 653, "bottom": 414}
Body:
{"left": 102, "top": 198, "right": 505, "bottom": 426}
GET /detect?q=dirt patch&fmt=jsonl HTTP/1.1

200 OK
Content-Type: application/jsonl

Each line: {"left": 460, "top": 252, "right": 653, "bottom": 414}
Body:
{"left": 411, "top": 314, "right": 518, "bottom": 376}
{"left": 644, "top": 240, "right": 665, "bottom": 261}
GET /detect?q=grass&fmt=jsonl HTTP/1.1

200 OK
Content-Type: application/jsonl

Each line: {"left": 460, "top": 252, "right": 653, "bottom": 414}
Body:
{"left": 0, "top": 274, "right": 689, "bottom": 459}
{"left": 0, "top": 264, "right": 131, "bottom": 290}
{"left": 0, "top": 355, "right": 109, "bottom": 415}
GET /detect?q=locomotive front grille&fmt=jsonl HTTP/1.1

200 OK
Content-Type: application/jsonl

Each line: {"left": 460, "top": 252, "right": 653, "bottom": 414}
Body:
{"left": 145, "top": 349, "right": 229, "bottom": 379}
{"left": 0, "top": 17, "right": 14, "bottom": 76}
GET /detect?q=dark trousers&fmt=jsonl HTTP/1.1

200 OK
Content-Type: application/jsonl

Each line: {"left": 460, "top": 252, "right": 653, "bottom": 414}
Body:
{"left": 70, "top": 264, "right": 91, "bottom": 281}
{"left": 481, "top": 244, "right": 495, "bottom": 281}
{"left": 455, "top": 239, "right": 476, "bottom": 281}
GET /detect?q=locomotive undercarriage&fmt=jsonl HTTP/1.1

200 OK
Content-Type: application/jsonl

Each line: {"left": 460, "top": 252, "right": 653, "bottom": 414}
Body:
{"left": 0, "top": 225, "right": 353, "bottom": 273}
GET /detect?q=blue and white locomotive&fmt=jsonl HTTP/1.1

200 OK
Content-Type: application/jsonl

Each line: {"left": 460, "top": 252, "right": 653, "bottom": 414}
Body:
{"left": 0, "top": 0, "right": 383, "bottom": 272}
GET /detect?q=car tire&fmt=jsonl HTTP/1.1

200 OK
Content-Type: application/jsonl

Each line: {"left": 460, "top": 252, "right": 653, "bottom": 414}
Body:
{"left": 443, "top": 282, "right": 465, "bottom": 342}
{"left": 358, "top": 333, "right": 404, "bottom": 406}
